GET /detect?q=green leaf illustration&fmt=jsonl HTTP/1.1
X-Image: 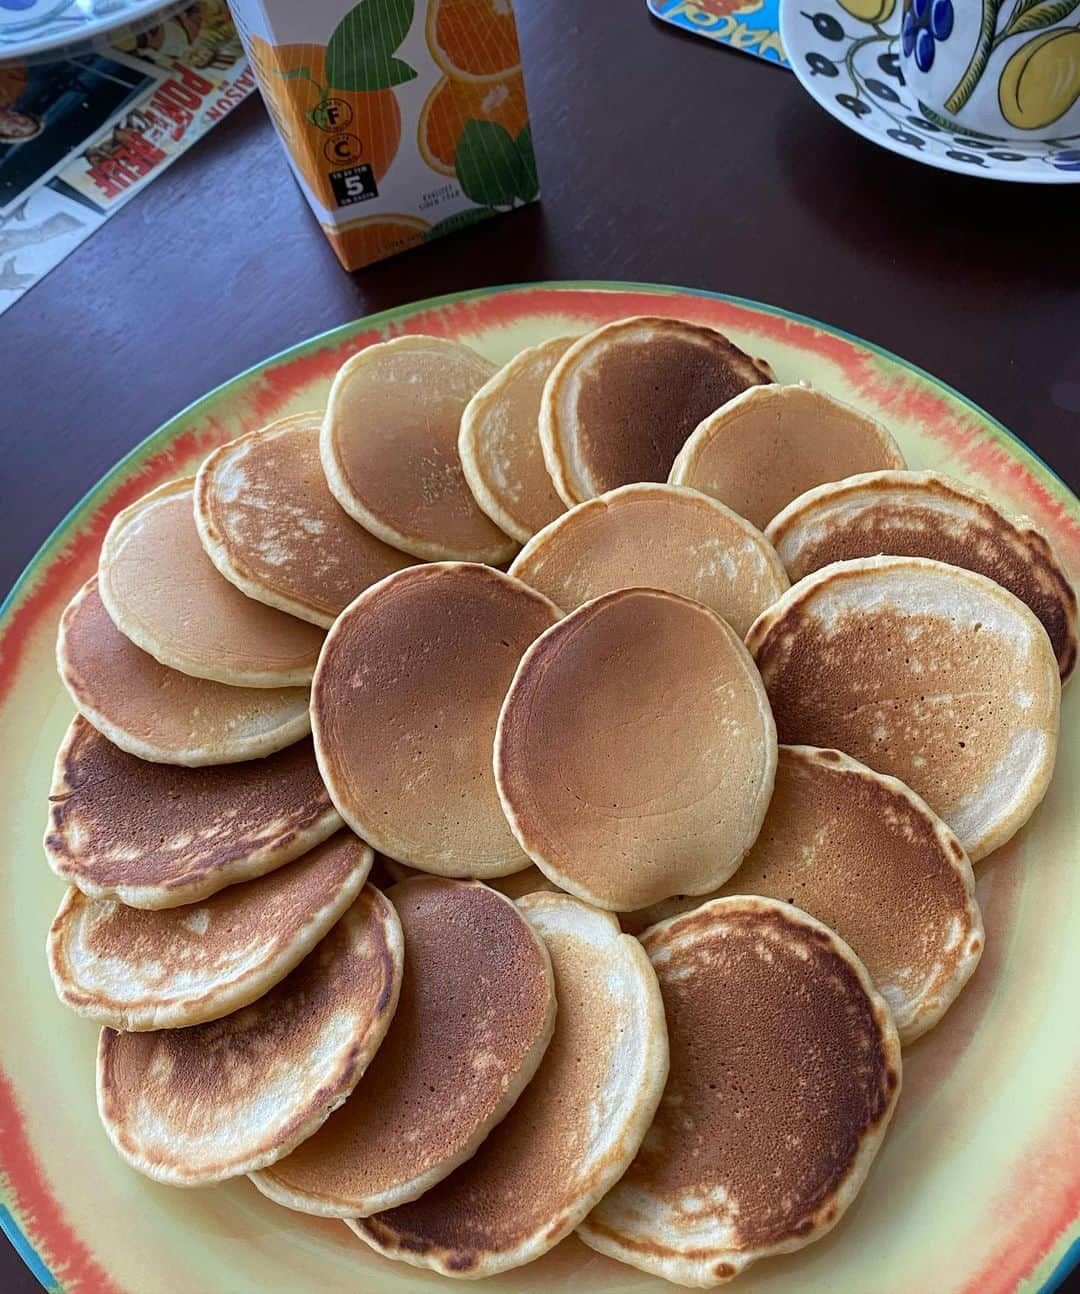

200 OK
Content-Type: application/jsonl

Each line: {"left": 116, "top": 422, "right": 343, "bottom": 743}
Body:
{"left": 278, "top": 66, "right": 313, "bottom": 81}
{"left": 916, "top": 98, "right": 1006, "bottom": 138}
{"left": 1002, "top": 0, "right": 1045, "bottom": 23}
{"left": 515, "top": 124, "right": 539, "bottom": 202}
{"left": 455, "top": 120, "right": 528, "bottom": 208}
{"left": 327, "top": 0, "right": 418, "bottom": 92}
{"left": 1001, "top": 0, "right": 1079, "bottom": 35}
{"left": 945, "top": 0, "right": 1003, "bottom": 114}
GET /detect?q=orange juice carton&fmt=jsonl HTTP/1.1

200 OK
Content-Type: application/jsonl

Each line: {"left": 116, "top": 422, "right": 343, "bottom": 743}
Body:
{"left": 230, "top": 0, "right": 537, "bottom": 270}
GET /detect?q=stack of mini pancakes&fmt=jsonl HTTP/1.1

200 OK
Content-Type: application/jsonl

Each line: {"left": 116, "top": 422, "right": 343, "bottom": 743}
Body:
{"left": 43, "top": 316, "right": 1075, "bottom": 1288}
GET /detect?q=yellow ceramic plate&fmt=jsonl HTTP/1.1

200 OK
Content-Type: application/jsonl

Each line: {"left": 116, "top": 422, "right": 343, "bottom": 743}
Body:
{"left": 1, "top": 284, "right": 1077, "bottom": 1294}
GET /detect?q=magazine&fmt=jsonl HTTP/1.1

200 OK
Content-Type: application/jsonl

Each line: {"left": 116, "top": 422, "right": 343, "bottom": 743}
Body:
{"left": 0, "top": 2, "right": 254, "bottom": 316}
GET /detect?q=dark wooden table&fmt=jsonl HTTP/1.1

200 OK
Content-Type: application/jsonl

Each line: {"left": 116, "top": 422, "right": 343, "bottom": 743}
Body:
{"left": 1, "top": 1, "right": 1078, "bottom": 1289}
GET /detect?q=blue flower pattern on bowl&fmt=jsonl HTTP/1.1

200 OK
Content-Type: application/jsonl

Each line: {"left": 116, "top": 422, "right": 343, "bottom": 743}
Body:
{"left": 902, "top": 0, "right": 954, "bottom": 72}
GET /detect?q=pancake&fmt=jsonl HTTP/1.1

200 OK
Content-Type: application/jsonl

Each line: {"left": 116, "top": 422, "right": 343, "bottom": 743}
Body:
{"left": 578, "top": 896, "right": 901, "bottom": 1286}
{"left": 312, "top": 562, "right": 560, "bottom": 877}
{"left": 45, "top": 718, "right": 342, "bottom": 908}
{"left": 98, "top": 477, "right": 324, "bottom": 687}
{"left": 321, "top": 335, "right": 515, "bottom": 563}
{"left": 540, "top": 316, "right": 770, "bottom": 506}
{"left": 509, "top": 483, "right": 788, "bottom": 634}
{"left": 624, "top": 746, "right": 983, "bottom": 1043}
{"left": 495, "top": 587, "right": 776, "bottom": 910}
{"left": 251, "top": 877, "right": 555, "bottom": 1216}
{"left": 351, "top": 892, "right": 669, "bottom": 1278}
{"left": 194, "top": 412, "right": 416, "bottom": 628}
{"left": 57, "top": 576, "right": 310, "bottom": 765}
{"left": 48, "top": 831, "right": 371, "bottom": 1031}
{"left": 766, "top": 469, "right": 1078, "bottom": 681}
{"left": 378, "top": 856, "right": 562, "bottom": 900}
{"left": 746, "top": 556, "right": 1061, "bottom": 862}
{"left": 458, "top": 336, "right": 575, "bottom": 542}
{"left": 97, "top": 887, "right": 402, "bottom": 1187}
{"left": 669, "top": 384, "right": 906, "bottom": 530}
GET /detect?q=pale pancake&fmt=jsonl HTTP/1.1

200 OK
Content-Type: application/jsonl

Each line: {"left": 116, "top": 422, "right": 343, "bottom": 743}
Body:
{"left": 766, "top": 469, "right": 1078, "bottom": 681}
{"left": 579, "top": 896, "right": 901, "bottom": 1287}
{"left": 458, "top": 336, "right": 575, "bottom": 542}
{"left": 48, "top": 831, "right": 371, "bottom": 1031}
{"left": 97, "top": 887, "right": 402, "bottom": 1187}
{"left": 378, "top": 856, "right": 562, "bottom": 900}
{"left": 45, "top": 718, "right": 342, "bottom": 908}
{"left": 746, "top": 556, "right": 1061, "bottom": 862}
{"left": 495, "top": 587, "right": 777, "bottom": 910}
{"left": 540, "top": 316, "right": 770, "bottom": 506}
{"left": 57, "top": 577, "right": 310, "bottom": 766}
{"left": 98, "top": 478, "right": 324, "bottom": 687}
{"left": 251, "top": 877, "right": 555, "bottom": 1216}
{"left": 312, "top": 563, "right": 560, "bottom": 877}
{"left": 321, "top": 336, "right": 515, "bottom": 563}
{"left": 351, "top": 892, "right": 669, "bottom": 1278}
{"left": 669, "top": 384, "right": 906, "bottom": 529}
{"left": 624, "top": 746, "right": 983, "bottom": 1043}
{"left": 194, "top": 413, "right": 415, "bottom": 628}
{"left": 509, "top": 483, "right": 788, "bottom": 634}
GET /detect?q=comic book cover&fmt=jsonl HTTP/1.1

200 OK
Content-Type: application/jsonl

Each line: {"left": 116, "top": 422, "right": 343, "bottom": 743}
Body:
{"left": 111, "top": 1, "right": 246, "bottom": 83}
{"left": 647, "top": 0, "right": 788, "bottom": 67}
{"left": 0, "top": 1, "right": 254, "bottom": 317}
{"left": 58, "top": 59, "right": 254, "bottom": 208}
{"left": 0, "top": 54, "right": 155, "bottom": 214}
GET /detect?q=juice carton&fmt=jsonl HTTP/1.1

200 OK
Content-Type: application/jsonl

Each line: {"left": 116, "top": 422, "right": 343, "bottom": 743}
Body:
{"left": 229, "top": 0, "right": 537, "bottom": 270}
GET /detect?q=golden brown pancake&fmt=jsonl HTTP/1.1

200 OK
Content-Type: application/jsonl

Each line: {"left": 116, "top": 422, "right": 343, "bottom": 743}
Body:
{"left": 98, "top": 477, "right": 324, "bottom": 687}
{"left": 458, "top": 336, "right": 575, "bottom": 542}
{"left": 251, "top": 877, "right": 555, "bottom": 1216}
{"left": 624, "top": 746, "right": 983, "bottom": 1043}
{"left": 495, "top": 587, "right": 776, "bottom": 910}
{"left": 509, "top": 483, "right": 788, "bottom": 634}
{"left": 97, "top": 887, "right": 402, "bottom": 1186}
{"left": 351, "top": 892, "right": 669, "bottom": 1278}
{"left": 669, "top": 384, "right": 906, "bottom": 529}
{"left": 540, "top": 316, "right": 770, "bottom": 506}
{"left": 378, "top": 856, "right": 562, "bottom": 900}
{"left": 746, "top": 556, "right": 1061, "bottom": 862}
{"left": 48, "top": 831, "right": 371, "bottom": 1031}
{"left": 57, "top": 576, "right": 310, "bottom": 765}
{"left": 578, "top": 896, "right": 901, "bottom": 1286}
{"left": 45, "top": 718, "right": 342, "bottom": 908}
{"left": 312, "top": 562, "right": 559, "bottom": 877}
{"left": 321, "top": 335, "right": 515, "bottom": 563}
{"left": 766, "top": 469, "right": 1078, "bottom": 681}
{"left": 194, "top": 413, "right": 416, "bottom": 628}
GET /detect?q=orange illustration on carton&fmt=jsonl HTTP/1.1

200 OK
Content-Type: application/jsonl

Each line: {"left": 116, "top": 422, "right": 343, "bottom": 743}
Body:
{"left": 233, "top": 0, "right": 537, "bottom": 271}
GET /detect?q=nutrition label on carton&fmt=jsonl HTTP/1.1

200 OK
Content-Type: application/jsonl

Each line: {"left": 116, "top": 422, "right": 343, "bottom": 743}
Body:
{"left": 328, "top": 163, "right": 378, "bottom": 207}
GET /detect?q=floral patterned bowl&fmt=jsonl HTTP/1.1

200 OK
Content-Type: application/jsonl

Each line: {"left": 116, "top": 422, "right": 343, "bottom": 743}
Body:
{"left": 0, "top": 0, "right": 177, "bottom": 61}
{"left": 781, "top": 0, "right": 1080, "bottom": 180}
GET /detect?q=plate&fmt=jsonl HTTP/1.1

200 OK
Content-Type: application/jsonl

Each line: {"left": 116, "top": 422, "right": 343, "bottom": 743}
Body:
{"left": 0, "top": 0, "right": 175, "bottom": 61}
{"left": 779, "top": 0, "right": 1080, "bottom": 183}
{"left": 1, "top": 282, "right": 1078, "bottom": 1294}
